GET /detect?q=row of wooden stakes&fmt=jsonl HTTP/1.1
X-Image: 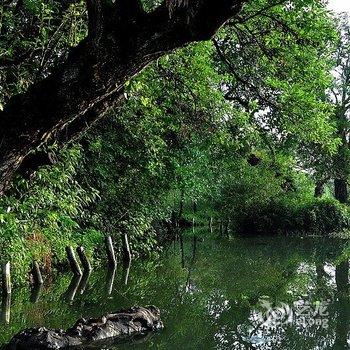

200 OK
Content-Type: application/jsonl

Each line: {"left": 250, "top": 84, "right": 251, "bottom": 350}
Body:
{"left": 1, "top": 234, "right": 132, "bottom": 296}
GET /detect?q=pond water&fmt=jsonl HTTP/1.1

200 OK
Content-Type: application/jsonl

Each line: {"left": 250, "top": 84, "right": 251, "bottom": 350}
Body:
{"left": 0, "top": 232, "right": 349, "bottom": 349}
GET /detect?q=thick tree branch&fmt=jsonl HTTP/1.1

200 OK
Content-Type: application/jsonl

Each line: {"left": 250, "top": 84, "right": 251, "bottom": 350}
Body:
{"left": 86, "top": 0, "right": 105, "bottom": 42}
{"left": 0, "top": 0, "right": 247, "bottom": 194}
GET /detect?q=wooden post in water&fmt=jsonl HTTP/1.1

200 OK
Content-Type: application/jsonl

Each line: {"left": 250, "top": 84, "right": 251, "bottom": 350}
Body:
{"left": 32, "top": 261, "right": 44, "bottom": 285}
{"left": 122, "top": 233, "right": 132, "bottom": 264}
{"left": 76, "top": 246, "right": 92, "bottom": 273}
{"left": 209, "top": 217, "right": 213, "bottom": 233}
{"left": 105, "top": 236, "right": 117, "bottom": 269}
{"left": 192, "top": 200, "right": 197, "bottom": 213}
{"left": 171, "top": 210, "right": 177, "bottom": 228}
{"left": 66, "top": 246, "right": 82, "bottom": 276}
{"left": 192, "top": 200, "right": 197, "bottom": 229}
{"left": 2, "top": 262, "right": 11, "bottom": 295}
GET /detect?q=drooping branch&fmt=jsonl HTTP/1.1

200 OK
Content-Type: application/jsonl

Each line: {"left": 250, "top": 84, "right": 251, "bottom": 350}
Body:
{"left": 0, "top": 0, "right": 247, "bottom": 194}
{"left": 212, "top": 38, "right": 277, "bottom": 110}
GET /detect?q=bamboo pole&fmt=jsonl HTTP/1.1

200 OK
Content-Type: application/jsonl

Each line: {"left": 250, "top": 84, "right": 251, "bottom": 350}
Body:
{"left": 76, "top": 246, "right": 92, "bottom": 272}
{"left": 105, "top": 236, "right": 117, "bottom": 269}
{"left": 209, "top": 217, "right": 213, "bottom": 233}
{"left": 65, "top": 246, "right": 82, "bottom": 276}
{"left": 2, "top": 262, "right": 11, "bottom": 295}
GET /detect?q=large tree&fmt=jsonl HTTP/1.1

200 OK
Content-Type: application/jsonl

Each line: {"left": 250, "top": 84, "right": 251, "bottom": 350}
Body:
{"left": 0, "top": 0, "right": 247, "bottom": 195}
{"left": 330, "top": 15, "right": 350, "bottom": 203}
{"left": 213, "top": 0, "right": 337, "bottom": 178}
{"left": 305, "top": 15, "right": 350, "bottom": 203}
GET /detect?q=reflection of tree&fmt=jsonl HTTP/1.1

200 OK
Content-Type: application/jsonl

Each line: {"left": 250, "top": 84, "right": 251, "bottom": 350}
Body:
{"left": 316, "top": 264, "right": 327, "bottom": 285}
{"left": 335, "top": 260, "right": 349, "bottom": 294}
{"left": 334, "top": 259, "right": 350, "bottom": 350}
{"left": 179, "top": 235, "right": 198, "bottom": 293}
{"left": 232, "top": 325, "right": 256, "bottom": 350}
{"left": 174, "top": 229, "right": 198, "bottom": 269}
{"left": 179, "top": 234, "right": 185, "bottom": 268}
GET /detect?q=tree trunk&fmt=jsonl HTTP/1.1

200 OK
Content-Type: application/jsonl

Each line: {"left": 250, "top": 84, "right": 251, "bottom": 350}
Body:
{"left": 334, "top": 104, "right": 349, "bottom": 204}
{"left": 335, "top": 260, "right": 349, "bottom": 294}
{"left": 334, "top": 178, "right": 348, "bottom": 204}
{"left": 314, "top": 180, "right": 326, "bottom": 198}
{"left": 0, "top": 0, "right": 246, "bottom": 195}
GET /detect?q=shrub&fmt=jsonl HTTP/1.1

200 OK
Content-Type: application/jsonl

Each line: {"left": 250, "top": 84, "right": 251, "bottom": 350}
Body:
{"left": 237, "top": 197, "right": 349, "bottom": 236}
{"left": 297, "top": 198, "right": 349, "bottom": 234}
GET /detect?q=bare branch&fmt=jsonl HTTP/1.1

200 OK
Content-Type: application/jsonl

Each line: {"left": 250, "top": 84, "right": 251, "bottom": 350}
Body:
{"left": 230, "top": 0, "right": 287, "bottom": 25}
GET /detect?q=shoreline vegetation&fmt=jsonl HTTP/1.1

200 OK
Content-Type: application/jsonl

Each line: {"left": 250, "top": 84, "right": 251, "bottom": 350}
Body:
{"left": 1, "top": 154, "right": 350, "bottom": 288}
{"left": 1, "top": 147, "right": 350, "bottom": 287}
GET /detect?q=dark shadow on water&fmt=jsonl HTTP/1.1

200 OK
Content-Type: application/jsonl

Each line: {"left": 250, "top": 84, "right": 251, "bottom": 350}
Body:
{"left": 70, "top": 331, "right": 156, "bottom": 349}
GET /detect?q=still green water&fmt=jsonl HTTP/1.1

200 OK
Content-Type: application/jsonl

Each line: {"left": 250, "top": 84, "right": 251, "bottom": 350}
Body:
{"left": 0, "top": 233, "right": 350, "bottom": 349}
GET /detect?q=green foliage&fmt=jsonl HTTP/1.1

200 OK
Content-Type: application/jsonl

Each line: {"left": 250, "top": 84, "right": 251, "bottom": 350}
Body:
{"left": 0, "top": 146, "right": 101, "bottom": 285}
{"left": 0, "top": 0, "right": 87, "bottom": 107}
{"left": 0, "top": 0, "right": 349, "bottom": 286}
{"left": 215, "top": 0, "right": 339, "bottom": 155}
{"left": 238, "top": 197, "right": 350, "bottom": 235}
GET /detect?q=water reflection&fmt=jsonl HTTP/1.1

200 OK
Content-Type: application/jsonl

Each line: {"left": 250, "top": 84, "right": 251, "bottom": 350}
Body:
{"left": 334, "top": 260, "right": 350, "bottom": 350}
{"left": 122, "top": 261, "right": 131, "bottom": 286}
{"left": 30, "top": 284, "right": 43, "bottom": 304}
{"left": 64, "top": 274, "right": 82, "bottom": 304}
{"left": 1, "top": 294, "right": 11, "bottom": 325}
{"left": 77, "top": 272, "right": 91, "bottom": 295}
{"left": 106, "top": 268, "right": 116, "bottom": 296}
{"left": 0, "top": 234, "right": 349, "bottom": 349}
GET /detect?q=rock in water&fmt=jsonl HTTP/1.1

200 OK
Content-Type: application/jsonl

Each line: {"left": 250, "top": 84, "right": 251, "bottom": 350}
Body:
{"left": 6, "top": 306, "right": 163, "bottom": 349}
